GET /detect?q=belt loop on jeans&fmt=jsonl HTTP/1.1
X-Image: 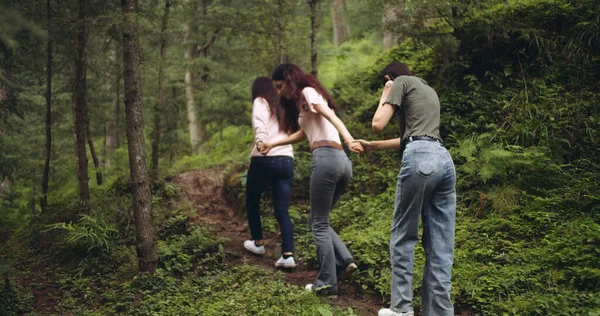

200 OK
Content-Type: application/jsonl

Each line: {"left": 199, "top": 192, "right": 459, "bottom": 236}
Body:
{"left": 310, "top": 140, "right": 343, "bottom": 153}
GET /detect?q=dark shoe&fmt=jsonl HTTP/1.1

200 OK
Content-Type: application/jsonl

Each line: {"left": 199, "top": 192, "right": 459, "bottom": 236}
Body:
{"left": 338, "top": 262, "right": 357, "bottom": 281}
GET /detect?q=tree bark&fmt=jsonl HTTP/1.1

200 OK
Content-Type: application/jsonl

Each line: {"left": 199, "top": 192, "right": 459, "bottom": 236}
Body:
{"left": 308, "top": 0, "right": 318, "bottom": 76}
{"left": 41, "top": 0, "right": 52, "bottom": 212}
{"left": 183, "top": 20, "right": 204, "bottom": 154}
{"left": 277, "top": 0, "right": 285, "bottom": 64}
{"left": 331, "top": 0, "right": 350, "bottom": 46}
{"left": 73, "top": 0, "right": 90, "bottom": 213}
{"left": 85, "top": 110, "right": 103, "bottom": 185}
{"left": 121, "top": 0, "right": 158, "bottom": 274}
{"left": 115, "top": 42, "right": 122, "bottom": 148}
{"left": 151, "top": 0, "right": 171, "bottom": 182}
{"left": 383, "top": 0, "right": 406, "bottom": 51}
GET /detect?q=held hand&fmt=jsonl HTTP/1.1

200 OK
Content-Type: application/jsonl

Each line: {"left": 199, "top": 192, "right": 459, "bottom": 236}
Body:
{"left": 260, "top": 142, "right": 274, "bottom": 155}
{"left": 345, "top": 139, "right": 365, "bottom": 155}
{"left": 355, "top": 139, "right": 374, "bottom": 153}
{"left": 256, "top": 141, "right": 264, "bottom": 152}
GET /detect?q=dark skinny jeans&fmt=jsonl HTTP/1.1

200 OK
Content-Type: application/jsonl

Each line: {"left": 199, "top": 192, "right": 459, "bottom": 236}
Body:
{"left": 245, "top": 156, "right": 295, "bottom": 254}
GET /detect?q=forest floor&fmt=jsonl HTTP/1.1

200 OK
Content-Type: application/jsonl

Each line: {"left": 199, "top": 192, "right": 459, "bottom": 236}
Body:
{"left": 171, "top": 167, "right": 384, "bottom": 315}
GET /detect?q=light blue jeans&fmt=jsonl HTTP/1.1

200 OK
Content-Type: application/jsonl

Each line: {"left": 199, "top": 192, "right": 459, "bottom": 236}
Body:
{"left": 390, "top": 140, "right": 456, "bottom": 316}
{"left": 310, "top": 147, "right": 354, "bottom": 294}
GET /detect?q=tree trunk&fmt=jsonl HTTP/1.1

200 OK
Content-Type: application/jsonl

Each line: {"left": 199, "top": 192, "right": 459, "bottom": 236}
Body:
{"left": 121, "top": 0, "right": 158, "bottom": 274}
{"left": 73, "top": 0, "right": 90, "bottom": 213}
{"left": 85, "top": 111, "right": 103, "bottom": 185}
{"left": 183, "top": 22, "right": 204, "bottom": 154}
{"left": 277, "top": 0, "right": 285, "bottom": 64}
{"left": 150, "top": 0, "right": 171, "bottom": 182}
{"left": 115, "top": 41, "right": 121, "bottom": 148}
{"left": 382, "top": 0, "right": 406, "bottom": 51}
{"left": 41, "top": 0, "right": 52, "bottom": 212}
{"left": 331, "top": 0, "right": 350, "bottom": 46}
{"left": 308, "top": 0, "right": 318, "bottom": 76}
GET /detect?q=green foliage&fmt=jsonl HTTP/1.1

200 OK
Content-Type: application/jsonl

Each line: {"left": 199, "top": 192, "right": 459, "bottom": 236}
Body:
{"left": 45, "top": 215, "right": 119, "bottom": 255}
{"left": 158, "top": 226, "right": 221, "bottom": 276}
{"left": 0, "top": 278, "right": 33, "bottom": 316}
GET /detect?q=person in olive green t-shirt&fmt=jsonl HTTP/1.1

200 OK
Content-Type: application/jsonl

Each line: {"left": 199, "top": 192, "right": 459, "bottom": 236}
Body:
{"left": 354, "top": 61, "right": 457, "bottom": 316}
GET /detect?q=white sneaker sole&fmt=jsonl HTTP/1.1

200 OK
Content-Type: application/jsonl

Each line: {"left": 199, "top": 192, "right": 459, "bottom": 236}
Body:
{"left": 243, "top": 242, "right": 265, "bottom": 255}
{"left": 275, "top": 262, "right": 296, "bottom": 268}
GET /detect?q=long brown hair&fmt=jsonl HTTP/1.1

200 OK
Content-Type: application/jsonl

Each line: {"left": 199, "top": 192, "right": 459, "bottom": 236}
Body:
{"left": 272, "top": 63, "right": 335, "bottom": 133}
{"left": 251, "top": 76, "right": 282, "bottom": 128}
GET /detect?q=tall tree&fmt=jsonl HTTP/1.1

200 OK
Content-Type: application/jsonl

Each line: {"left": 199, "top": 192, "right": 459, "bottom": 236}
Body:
{"left": 150, "top": 0, "right": 171, "bottom": 182}
{"left": 85, "top": 104, "right": 103, "bottom": 185}
{"left": 121, "top": 0, "right": 158, "bottom": 273}
{"left": 183, "top": 3, "right": 204, "bottom": 154}
{"left": 382, "top": 0, "right": 406, "bottom": 51}
{"left": 41, "top": 0, "right": 52, "bottom": 212}
{"left": 331, "top": 0, "right": 350, "bottom": 46}
{"left": 308, "top": 0, "right": 318, "bottom": 76}
{"left": 277, "top": 0, "right": 286, "bottom": 63}
{"left": 73, "top": 0, "right": 90, "bottom": 213}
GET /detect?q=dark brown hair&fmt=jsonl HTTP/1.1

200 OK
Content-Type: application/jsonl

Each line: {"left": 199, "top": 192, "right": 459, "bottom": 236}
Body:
{"left": 272, "top": 63, "right": 335, "bottom": 133}
{"left": 381, "top": 61, "right": 412, "bottom": 85}
{"left": 251, "top": 76, "right": 283, "bottom": 130}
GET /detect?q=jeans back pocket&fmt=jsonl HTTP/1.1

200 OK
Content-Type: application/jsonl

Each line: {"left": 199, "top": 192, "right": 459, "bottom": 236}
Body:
{"left": 414, "top": 151, "right": 439, "bottom": 178}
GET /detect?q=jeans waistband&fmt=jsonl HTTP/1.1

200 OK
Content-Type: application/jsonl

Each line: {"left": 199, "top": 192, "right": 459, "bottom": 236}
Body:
{"left": 311, "top": 140, "right": 343, "bottom": 152}
{"left": 401, "top": 135, "right": 444, "bottom": 153}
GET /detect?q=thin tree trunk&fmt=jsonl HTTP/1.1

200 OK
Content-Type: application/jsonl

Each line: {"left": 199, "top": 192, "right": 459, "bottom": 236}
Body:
{"left": 41, "top": 0, "right": 52, "bottom": 212}
{"left": 277, "top": 0, "right": 285, "bottom": 64}
{"left": 332, "top": 0, "right": 350, "bottom": 46}
{"left": 115, "top": 45, "right": 121, "bottom": 148}
{"left": 85, "top": 112, "right": 103, "bottom": 185}
{"left": 121, "top": 0, "right": 158, "bottom": 274}
{"left": 183, "top": 22, "right": 204, "bottom": 154}
{"left": 168, "top": 86, "right": 177, "bottom": 164}
{"left": 151, "top": 0, "right": 171, "bottom": 182}
{"left": 308, "top": 0, "right": 318, "bottom": 76}
{"left": 73, "top": 0, "right": 90, "bottom": 213}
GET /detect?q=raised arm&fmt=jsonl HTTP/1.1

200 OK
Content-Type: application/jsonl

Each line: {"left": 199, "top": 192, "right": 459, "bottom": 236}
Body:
{"left": 372, "top": 80, "right": 395, "bottom": 133}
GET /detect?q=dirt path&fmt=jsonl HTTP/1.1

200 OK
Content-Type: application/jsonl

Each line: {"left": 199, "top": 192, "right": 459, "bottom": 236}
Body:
{"left": 171, "top": 167, "right": 383, "bottom": 315}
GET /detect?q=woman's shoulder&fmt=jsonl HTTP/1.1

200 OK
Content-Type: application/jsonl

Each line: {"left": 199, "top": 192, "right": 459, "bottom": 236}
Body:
{"left": 253, "top": 97, "right": 269, "bottom": 106}
{"left": 301, "top": 86, "right": 318, "bottom": 94}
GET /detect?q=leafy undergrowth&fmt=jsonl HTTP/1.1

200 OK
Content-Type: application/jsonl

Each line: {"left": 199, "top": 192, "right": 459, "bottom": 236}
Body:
{"left": 0, "top": 179, "right": 354, "bottom": 316}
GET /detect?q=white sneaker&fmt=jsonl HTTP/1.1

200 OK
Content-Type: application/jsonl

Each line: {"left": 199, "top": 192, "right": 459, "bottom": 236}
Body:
{"left": 275, "top": 255, "right": 296, "bottom": 268}
{"left": 378, "top": 308, "right": 414, "bottom": 316}
{"left": 305, "top": 283, "right": 338, "bottom": 298}
{"left": 243, "top": 240, "right": 265, "bottom": 255}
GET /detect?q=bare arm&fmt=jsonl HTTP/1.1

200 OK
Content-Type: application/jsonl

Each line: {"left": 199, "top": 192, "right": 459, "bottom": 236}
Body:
{"left": 260, "top": 130, "right": 305, "bottom": 155}
{"left": 313, "top": 103, "right": 354, "bottom": 145}
{"left": 355, "top": 138, "right": 401, "bottom": 152}
{"left": 372, "top": 81, "right": 395, "bottom": 133}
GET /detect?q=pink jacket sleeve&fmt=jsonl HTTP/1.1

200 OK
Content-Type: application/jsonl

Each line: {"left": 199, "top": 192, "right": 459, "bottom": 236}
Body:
{"left": 252, "top": 97, "right": 270, "bottom": 145}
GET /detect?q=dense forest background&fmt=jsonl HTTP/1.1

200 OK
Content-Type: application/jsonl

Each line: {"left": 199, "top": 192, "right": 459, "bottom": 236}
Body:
{"left": 1, "top": 0, "right": 599, "bottom": 315}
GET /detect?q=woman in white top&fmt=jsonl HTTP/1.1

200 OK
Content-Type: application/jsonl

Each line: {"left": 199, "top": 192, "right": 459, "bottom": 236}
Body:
{"left": 244, "top": 77, "right": 296, "bottom": 268}
{"left": 261, "top": 64, "right": 362, "bottom": 295}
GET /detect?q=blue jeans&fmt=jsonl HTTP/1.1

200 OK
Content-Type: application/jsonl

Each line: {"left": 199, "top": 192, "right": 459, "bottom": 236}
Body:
{"left": 245, "top": 156, "right": 294, "bottom": 254}
{"left": 390, "top": 140, "right": 456, "bottom": 316}
{"left": 310, "top": 147, "right": 354, "bottom": 294}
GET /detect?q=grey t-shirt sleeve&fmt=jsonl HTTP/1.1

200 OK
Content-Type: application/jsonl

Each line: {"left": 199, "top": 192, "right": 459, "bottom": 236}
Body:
{"left": 384, "top": 77, "right": 407, "bottom": 108}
